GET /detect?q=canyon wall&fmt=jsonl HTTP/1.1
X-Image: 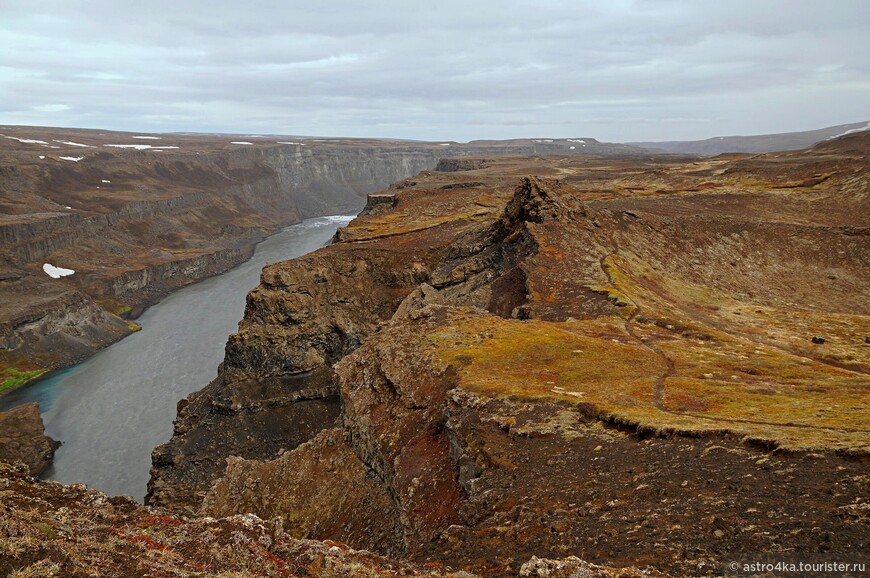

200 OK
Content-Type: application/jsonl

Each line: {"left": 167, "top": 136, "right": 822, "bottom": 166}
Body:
{"left": 0, "top": 133, "right": 456, "bottom": 385}
{"left": 151, "top": 134, "right": 870, "bottom": 576}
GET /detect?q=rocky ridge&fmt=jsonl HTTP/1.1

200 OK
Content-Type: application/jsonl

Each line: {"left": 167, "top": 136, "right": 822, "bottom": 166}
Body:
{"left": 1, "top": 126, "right": 643, "bottom": 393}
{"left": 151, "top": 133, "right": 870, "bottom": 575}
{"left": 0, "top": 403, "right": 58, "bottom": 476}
{"left": 0, "top": 462, "right": 665, "bottom": 577}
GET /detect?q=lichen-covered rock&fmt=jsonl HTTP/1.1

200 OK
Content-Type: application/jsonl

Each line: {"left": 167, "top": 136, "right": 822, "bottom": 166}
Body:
{"left": 519, "top": 556, "right": 666, "bottom": 577}
{"left": 154, "top": 136, "right": 870, "bottom": 576}
{"left": 0, "top": 402, "right": 59, "bottom": 475}
{"left": 201, "top": 428, "right": 405, "bottom": 556}
{"left": 0, "top": 463, "right": 479, "bottom": 578}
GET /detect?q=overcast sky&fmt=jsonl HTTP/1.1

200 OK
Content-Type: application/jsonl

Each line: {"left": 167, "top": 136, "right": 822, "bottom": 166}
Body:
{"left": 1, "top": 0, "right": 868, "bottom": 142}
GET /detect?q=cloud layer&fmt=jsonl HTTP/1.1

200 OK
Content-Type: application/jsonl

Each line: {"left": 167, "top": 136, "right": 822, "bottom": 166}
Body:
{"left": 1, "top": 0, "right": 868, "bottom": 141}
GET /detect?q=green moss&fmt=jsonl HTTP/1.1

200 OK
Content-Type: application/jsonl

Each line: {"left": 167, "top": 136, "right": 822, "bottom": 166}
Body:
{"left": 0, "top": 368, "right": 47, "bottom": 394}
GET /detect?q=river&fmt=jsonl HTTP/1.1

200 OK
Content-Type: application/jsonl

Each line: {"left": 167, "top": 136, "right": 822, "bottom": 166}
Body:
{"left": 0, "top": 215, "right": 354, "bottom": 500}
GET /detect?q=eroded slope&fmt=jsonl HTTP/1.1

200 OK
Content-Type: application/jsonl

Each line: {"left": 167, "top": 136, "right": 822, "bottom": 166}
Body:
{"left": 156, "top": 134, "right": 869, "bottom": 576}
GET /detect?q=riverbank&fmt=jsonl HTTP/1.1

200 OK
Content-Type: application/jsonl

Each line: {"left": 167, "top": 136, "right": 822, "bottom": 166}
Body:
{"left": 1, "top": 216, "right": 354, "bottom": 499}
{"left": 0, "top": 129, "right": 450, "bottom": 393}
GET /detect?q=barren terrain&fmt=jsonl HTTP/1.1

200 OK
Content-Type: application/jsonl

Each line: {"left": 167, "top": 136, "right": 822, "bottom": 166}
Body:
{"left": 1, "top": 126, "right": 639, "bottom": 391}
{"left": 147, "top": 133, "right": 869, "bottom": 575}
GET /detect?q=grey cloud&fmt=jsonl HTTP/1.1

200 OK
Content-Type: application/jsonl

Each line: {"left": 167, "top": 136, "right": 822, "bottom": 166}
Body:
{"left": 0, "top": 0, "right": 867, "bottom": 140}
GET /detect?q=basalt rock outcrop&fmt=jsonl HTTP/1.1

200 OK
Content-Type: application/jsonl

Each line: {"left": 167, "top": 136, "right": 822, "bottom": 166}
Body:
{"left": 0, "top": 125, "right": 644, "bottom": 393}
{"left": 0, "top": 402, "right": 59, "bottom": 475}
{"left": 155, "top": 134, "right": 870, "bottom": 576}
{"left": 0, "top": 462, "right": 664, "bottom": 577}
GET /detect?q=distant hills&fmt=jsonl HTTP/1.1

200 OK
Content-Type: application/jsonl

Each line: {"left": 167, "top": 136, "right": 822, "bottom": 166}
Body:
{"left": 631, "top": 120, "right": 870, "bottom": 154}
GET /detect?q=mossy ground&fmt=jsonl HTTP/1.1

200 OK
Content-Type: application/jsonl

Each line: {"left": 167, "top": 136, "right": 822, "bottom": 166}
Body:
{"left": 0, "top": 368, "right": 47, "bottom": 395}
{"left": 429, "top": 246, "right": 869, "bottom": 453}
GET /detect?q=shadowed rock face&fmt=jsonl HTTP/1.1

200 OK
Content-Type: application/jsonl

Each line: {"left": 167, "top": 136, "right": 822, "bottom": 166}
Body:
{"left": 0, "top": 402, "right": 59, "bottom": 475}
{"left": 0, "top": 126, "right": 647, "bottom": 394}
{"left": 0, "top": 464, "right": 663, "bottom": 577}
{"left": 158, "top": 134, "right": 869, "bottom": 576}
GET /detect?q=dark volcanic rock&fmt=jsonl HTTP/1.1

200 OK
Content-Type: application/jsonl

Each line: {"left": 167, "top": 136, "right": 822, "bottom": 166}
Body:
{"left": 0, "top": 462, "right": 482, "bottom": 578}
{"left": 152, "top": 137, "right": 870, "bottom": 576}
{"left": 0, "top": 402, "right": 59, "bottom": 475}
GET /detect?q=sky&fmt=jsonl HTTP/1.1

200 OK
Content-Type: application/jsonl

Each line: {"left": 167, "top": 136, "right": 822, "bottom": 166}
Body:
{"left": 0, "top": 0, "right": 868, "bottom": 142}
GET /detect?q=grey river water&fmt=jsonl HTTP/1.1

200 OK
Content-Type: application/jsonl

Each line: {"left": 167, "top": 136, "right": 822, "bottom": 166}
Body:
{"left": 0, "top": 215, "right": 354, "bottom": 500}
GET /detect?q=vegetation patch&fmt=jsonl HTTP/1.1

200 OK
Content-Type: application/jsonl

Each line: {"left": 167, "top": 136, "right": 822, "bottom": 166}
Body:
{"left": 0, "top": 368, "right": 47, "bottom": 394}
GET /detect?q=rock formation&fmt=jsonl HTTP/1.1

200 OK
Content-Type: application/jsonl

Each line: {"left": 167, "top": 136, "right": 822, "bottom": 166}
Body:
{"left": 152, "top": 133, "right": 870, "bottom": 575}
{"left": 0, "top": 462, "right": 665, "bottom": 577}
{"left": 0, "top": 126, "right": 643, "bottom": 394}
{"left": 0, "top": 402, "right": 59, "bottom": 475}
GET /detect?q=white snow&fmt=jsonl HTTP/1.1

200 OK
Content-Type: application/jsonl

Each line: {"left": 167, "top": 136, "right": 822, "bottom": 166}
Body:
{"left": 39, "top": 155, "right": 45, "bottom": 159}
{"left": 55, "top": 140, "right": 92, "bottom": 147}
{"left": 230, "top": 141, "right": 253, "bottom": 145}
{"left": 131, "top": 136, "right": 162, "bottom": 139}
{"left": 532, "top": 139, "right": 554, "bottom": 143}
{"left": 278, "top": 141, "right": 306, "bottom": 146}
{"left": 59, "top": 156, "right": 84, "bottom": 162}
{"left": 566, "top": 139, "right": 586, "bottom": 143}
{"left": 440, "top": 143, "right": 451, "bottom": 146}
{"left": 105, "top": 144, "right": 178, "bottom": 150}
{"left": 827, "top": 122, "right": 870, "bottom": 139}
{"left": 570, "top": 146, "right": 576, "bottom": 150}
{"left": 64, "top": 206, "right": 71, "bottom": 209}
{"left": 101, "top": 179, "right": 111, "bottom": 183}
{"left": 106, "top": 144, "right": 155, "bottom": 150}
{"left": 43, "top": 263, "right": 75, "bottom": 278}
{"left": 3, "top": 136, "right": 48, "bottom": 145}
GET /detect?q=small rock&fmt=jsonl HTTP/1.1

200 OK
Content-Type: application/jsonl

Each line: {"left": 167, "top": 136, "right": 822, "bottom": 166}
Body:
{"left": 811, "top": 336, "right": 826, "bottom": 344}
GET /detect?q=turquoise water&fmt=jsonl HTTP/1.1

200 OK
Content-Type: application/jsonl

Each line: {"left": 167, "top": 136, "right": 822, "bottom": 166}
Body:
{"left": 0, "top": 215, "right": 353, "bottom": 500}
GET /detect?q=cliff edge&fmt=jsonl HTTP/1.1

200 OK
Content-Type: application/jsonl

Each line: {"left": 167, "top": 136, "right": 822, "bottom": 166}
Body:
{"left": 151, "top": 134, "right": 870, "bottom": 576}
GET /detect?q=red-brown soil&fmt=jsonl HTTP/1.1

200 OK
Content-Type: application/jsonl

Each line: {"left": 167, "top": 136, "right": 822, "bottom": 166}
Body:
{"left": 151, "top": 133, "right": 869, "bottom": 575}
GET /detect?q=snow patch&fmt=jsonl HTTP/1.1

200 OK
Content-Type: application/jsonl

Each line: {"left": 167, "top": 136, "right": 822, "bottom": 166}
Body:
{"left": 3, "top": 136, "right": 48, "bottom": 145}
{"left": 440, "top": 143, "right": 451, "bottom": 146}
{"left": 101, "top": 179, "right": 111, "bottom": 183}
{"left": 43, "top": 263, "right": 75, "bottom": 278}
{"left": 231, "top": 141, "right": 253, "bottom": 145}
{"left": 59, "top": 156, "right": 84, "bottom": 162}
{"left": 55, "top": 140, "right": 92, "bottom": 147}
{"left": 827, "top": 122, "right": 870, "bottom": 139}
{"left": 131, "top": 135, "right": 162, "bottom": 139}
{"left": 278, "top": 141, "right": 306, "bottom": 145}
{"left": 64, "top": 206, "right": 71, "bottom": 209}
{"left": 570, "top": 146, "right": 576, "bottom": 150}
{"left": 106, "top": 144, "right": 154, "bottom": 150}
{"left": 566, "top": 139, "right": 586, "bottom": 143}
{"left": 105, "top": 144, "right": 179, "bottom": 150}
{"left": 39, "top": 155, "right": 45, "bottom": 159}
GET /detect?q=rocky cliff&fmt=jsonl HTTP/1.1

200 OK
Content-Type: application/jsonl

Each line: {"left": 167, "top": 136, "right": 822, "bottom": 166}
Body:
{"left": 0, "top": 403, "right": 59, "bottom": 476}
{"left": 0, "top": 130, "right": 447, "bottom": 391}
{"left": 1, "top": 126, "right": 646, "bottom": 392}
{"left": 0, "top": 463, "right": 664, "bottom": 577}
{"left": 151, "top": 134, "right": 870, "bottom": 575}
